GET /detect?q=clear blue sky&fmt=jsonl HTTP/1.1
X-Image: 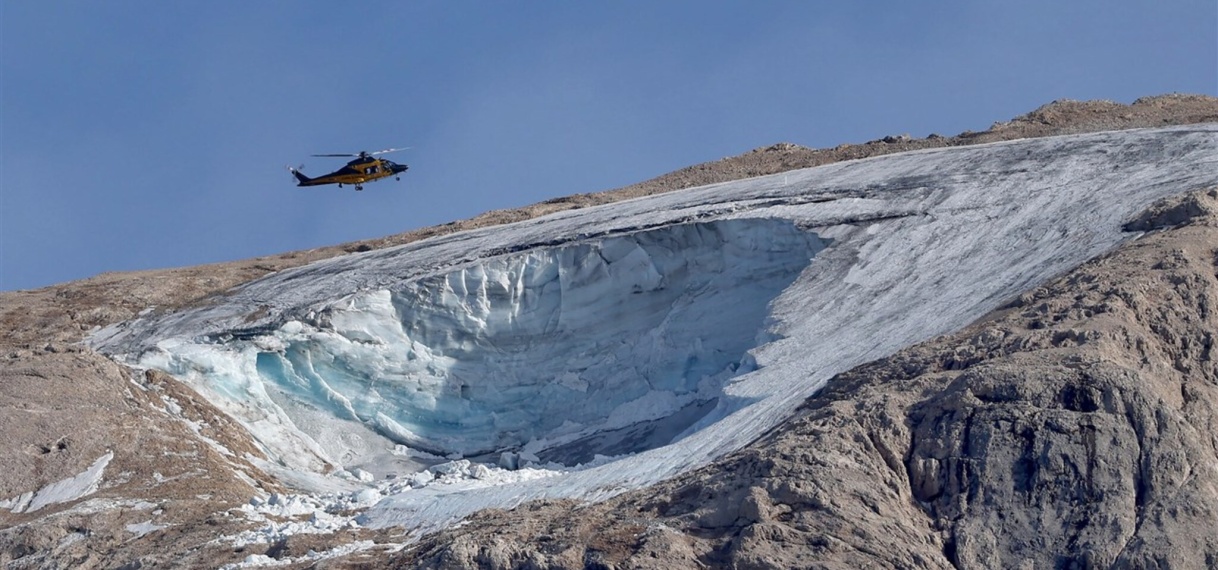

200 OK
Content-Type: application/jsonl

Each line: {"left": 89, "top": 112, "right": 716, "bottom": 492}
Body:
{"left": 2, "top": 1, "right": 1215, "bottom": 291}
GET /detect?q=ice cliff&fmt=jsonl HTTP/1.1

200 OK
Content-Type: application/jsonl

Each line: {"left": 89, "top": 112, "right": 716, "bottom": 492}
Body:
{"left": 218, "top": 220, "right": 818, "bottom": 464}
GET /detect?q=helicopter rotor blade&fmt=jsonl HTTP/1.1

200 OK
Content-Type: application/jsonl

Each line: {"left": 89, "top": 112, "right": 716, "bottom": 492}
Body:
{"left": 369, "top": 147, "right": 411, "bottom": 156}
{"left": 309, "top": 147, "right": 411, "bottom": 159}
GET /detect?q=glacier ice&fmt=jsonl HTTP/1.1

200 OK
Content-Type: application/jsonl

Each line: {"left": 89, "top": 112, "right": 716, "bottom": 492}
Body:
{"left": 93, "top": 125, "right": 1218, "bottom": 530}
{"left": 134, "top": 219, "right": 823, "bottom": 470}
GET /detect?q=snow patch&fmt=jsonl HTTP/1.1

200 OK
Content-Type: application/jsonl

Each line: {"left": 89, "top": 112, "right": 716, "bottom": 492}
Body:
{"left": 125, "top": 520, "right": 168, "bottom": 537}
{"left": 228, "top": 459, "right": 562, "bottom": 548}
{"left": 220, "top": 541, "right": 385, "bottom": 569}
{"left": 1, "top": 451, "right": 113, "bottom": 514}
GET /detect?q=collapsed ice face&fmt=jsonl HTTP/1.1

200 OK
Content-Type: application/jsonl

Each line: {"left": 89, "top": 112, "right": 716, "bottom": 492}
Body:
{"left": 163, "top": 219, "right": 822, "bottom": 465}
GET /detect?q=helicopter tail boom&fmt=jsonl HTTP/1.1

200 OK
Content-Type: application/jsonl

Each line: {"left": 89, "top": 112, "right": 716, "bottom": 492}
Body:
{"left": 287, "top": 166, "right": 322, "bottom": 186}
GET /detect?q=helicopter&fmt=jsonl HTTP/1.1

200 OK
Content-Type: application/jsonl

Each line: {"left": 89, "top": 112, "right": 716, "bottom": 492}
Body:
{"left": 288, "top": 147, "right": 409, "bottom": 191}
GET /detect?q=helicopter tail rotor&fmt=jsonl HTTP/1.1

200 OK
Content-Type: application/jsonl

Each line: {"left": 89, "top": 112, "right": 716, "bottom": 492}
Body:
{"left": 286, "top": 164, "right": 311, "bottom": 186}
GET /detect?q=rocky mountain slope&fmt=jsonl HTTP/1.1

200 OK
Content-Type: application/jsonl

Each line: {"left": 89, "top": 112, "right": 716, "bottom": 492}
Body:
{"left": 1, "top": 94, "right": 1216, "bottom": 568}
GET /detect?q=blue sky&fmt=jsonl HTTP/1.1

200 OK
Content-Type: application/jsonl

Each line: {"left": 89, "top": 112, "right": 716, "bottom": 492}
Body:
{"left": 2, "top": 1, "right": 1215, "bottom": 291}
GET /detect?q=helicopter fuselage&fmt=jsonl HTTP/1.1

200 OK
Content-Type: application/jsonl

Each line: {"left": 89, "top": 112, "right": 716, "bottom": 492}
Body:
{"left": 291, "top": 156, "right": 409, "bottom": 191}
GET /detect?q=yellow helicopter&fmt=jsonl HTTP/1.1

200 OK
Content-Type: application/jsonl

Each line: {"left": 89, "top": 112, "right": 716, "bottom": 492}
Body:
{"left": 288, "top": 147, "right": 409, "bottom": 191}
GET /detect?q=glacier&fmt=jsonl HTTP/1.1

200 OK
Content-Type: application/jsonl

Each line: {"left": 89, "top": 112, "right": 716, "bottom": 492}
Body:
{"left": 225, "top": 219, "right": 821, "bottom": 466}
{"left": 92, "top": 125, "right": 1218, "bottom": 530}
